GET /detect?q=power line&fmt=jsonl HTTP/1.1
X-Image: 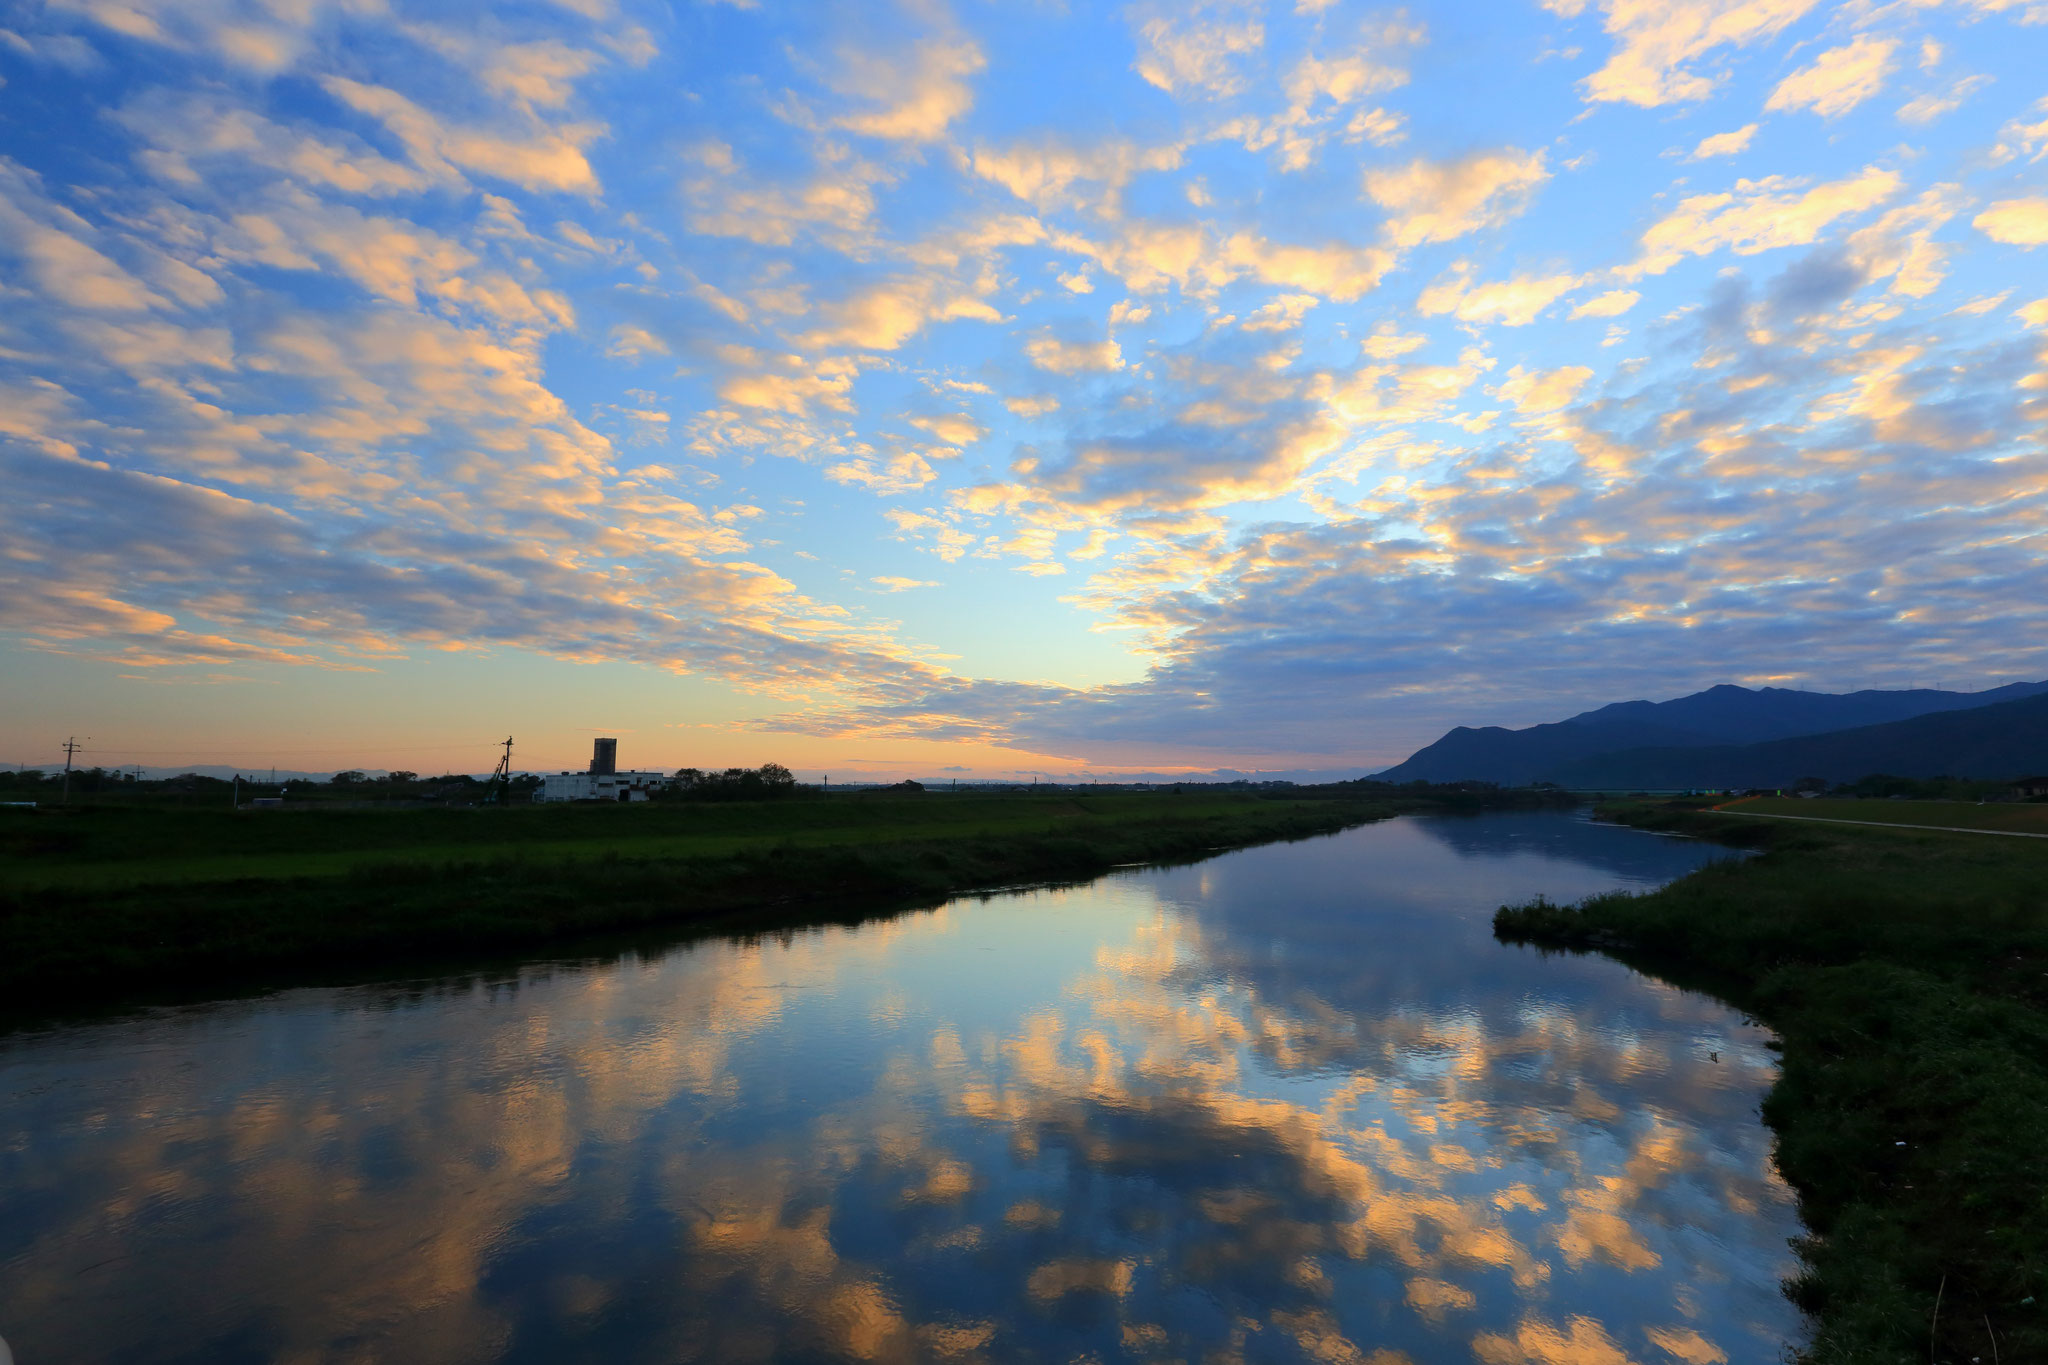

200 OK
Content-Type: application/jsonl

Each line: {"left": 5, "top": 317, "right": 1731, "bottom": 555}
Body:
{"left": 66, "top": 741, "right": 514, "bottom": 757}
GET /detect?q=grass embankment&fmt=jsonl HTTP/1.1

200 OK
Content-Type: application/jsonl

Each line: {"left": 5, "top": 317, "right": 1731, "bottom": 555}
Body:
{"left": 3, "top": 793, "right": 1348, "bottom": 893}
{"left": 1496, "top": 804, "right": 2048, "bottom": 1364}
{"left": 1, "top": 793, "right": 1396, "bottom": 1008}
{"left": 1724, "top": 796, "right": 2048, "bottom": 836}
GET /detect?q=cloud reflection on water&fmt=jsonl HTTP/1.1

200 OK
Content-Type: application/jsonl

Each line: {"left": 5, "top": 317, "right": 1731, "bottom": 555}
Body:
{"left": 0, "top": 814, "right": 1801, "bottom": 1363}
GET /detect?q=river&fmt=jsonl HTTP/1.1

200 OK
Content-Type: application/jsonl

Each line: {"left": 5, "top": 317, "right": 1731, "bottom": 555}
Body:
{"left": 0, "top": 810, "right": 1805, "bottom": 1363}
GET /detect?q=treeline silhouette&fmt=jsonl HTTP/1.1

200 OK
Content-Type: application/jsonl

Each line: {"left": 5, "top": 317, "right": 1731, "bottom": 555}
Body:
{"left": 660, "top": 763, "right": 806, "bottom": 801}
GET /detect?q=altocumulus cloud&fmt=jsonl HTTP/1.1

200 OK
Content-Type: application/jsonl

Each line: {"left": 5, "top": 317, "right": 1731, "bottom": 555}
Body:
{"left": 0, "top": 0, "right": 2045, "bottom": 769}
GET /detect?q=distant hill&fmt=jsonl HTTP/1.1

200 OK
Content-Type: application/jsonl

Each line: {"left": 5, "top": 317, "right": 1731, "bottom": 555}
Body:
{"left": 1376, "top": 680, "right": 2048, "bottom": 785}
{"left": 1550, "top": 689, "right": 2048, "bottom": 789}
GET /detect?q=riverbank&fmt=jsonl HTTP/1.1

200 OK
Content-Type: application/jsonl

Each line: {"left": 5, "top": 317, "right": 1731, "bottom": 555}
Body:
{"left": 1496, "top": 803, "right": 2048, "bottom": 1364}
{"left": 1723, "top": 795, "right": 2048, "bottom": 837}
{"left": 2, "top": 792, "right": 1455, "bottom": 1010}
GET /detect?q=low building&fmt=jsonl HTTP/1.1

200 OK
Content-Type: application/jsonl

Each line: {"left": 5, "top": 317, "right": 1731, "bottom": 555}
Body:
{"left": 534, "top": 737, "right": 671, "bottom": 803}
{"left": 535, "top": 770, "right": 669, "bottom": 803}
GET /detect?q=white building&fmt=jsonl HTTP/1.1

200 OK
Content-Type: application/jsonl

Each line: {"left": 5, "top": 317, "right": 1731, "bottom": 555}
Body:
{"left": 535, "top": 770, "right": 670, "bottom": 803}
{"left": 533, "top": 737, "right": 670, "bottom": 802}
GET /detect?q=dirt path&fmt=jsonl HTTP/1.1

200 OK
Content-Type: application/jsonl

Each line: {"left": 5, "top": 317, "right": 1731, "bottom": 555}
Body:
{"left": 1706, "top": 809, "right": 2048, "bottom": 839}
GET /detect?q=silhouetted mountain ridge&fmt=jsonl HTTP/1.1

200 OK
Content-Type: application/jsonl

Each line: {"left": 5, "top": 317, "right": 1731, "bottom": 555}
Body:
{"left": 1552, "top": 690, "right": 2048, "bottom": 789}
{"left": 1376, "top": 680, "right": 2048, "bottom": 785}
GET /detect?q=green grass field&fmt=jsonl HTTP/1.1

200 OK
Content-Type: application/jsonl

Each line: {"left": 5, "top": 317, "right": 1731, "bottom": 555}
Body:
{"left": 1720, "top": 795, "right": 2048, "bottom": 835}
{"left": 1, "top": 794, "right": 1277, "bottom": 891}
{"left": 1498, "top": 803, "right": 2048, "bottom": 1364}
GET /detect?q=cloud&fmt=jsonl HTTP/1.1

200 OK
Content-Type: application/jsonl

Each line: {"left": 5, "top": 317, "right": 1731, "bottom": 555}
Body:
{"left": 969, "top": 138, "right": 1186, "bottom": 216}
{"left": 1896, "top": 74, "right": 1992, "bottom": 126}
{"left": 13, "top": 0, "right": 2048, "bottom": 780}
{"left": 716, "top": 351, "right": 858, "bottom": 415}
{"left": 1219, "top": 232, "right": 1393, "bottom": 300}
{"left": 871, "top": 575, "right": 939, "bottom": 591}
{"left": 1360, "top": 327, "right": 1427, "bottom": 359}
{"left": 114, "top": 94, "right": 437, "bottom": 196}
{"left": 765, "top": 208, "right": 2048, "bottom": 764}
{"left": 907, "top": 413, "right": 986, "bottom": 447}
{"left": 1365, "top": 149, "right": 1550, "bottom": 248}
{"left": 1493, "top": 364, "right": 1593, "bottom": 413}
{"left": 0, "top": 163, "right": 166, "bottom": 312}
{"left": 1973, "top": 197, "right": 2048, "bottom": 246}
{"left": 1025, "top": 333, "right": 1125, "bottom": 374}
{"left": 606, "top": 324, "right": 669, "bottom": 359}
{"left": 1687, "top": 124, "right": 1757, "bottom": 160}
{"left": 1992, "top": 97, "right": 2048, "bottom": 163}
{"left": 41, "top": 0, "right": 325, "bottom": 73}
{"left": 0, "top": 292, "right": 949, "bottom": 696}
{"left": 1222, "top": 14, "right": 1424, "bottom": 170}
{"left": 1569, "top": 289, "right": 1640, "bottom": 319}
{"left": 214, "top": 191, "right": 575, "bottom": 332}
{"left": 830, "top": 33, "right": 986, "bottom": 142}
{"left": 400, "top": 29, "right": 611, "bottom": 111}
{"left": 1129, "top": 1, "right": 1265, "bottom": 98}
{"left": 1839, "top": 186, "right": 1960, "bottom": 301}
{"left": 1765, "top": 36, "right": 1898, "bottom": 119}
{"left": 0, "top": 25, "right": 102, "bottom": 71}
{"left": 801, "top": 277, "right": 1002, "bottom": 352}
{"left": 885, "top": 508, "right": 977, "bottom": 562}
{"left": 1418, "top": 265, "right": 1583, "bottom": 326}
{"left": 830, "top": 449, "right": 946, "bottom": 493}
{"left": 1578, "top": 0, "right": 1818, "bottom": 107}
{"left": 686, "top": 149, "right": 881, "bottom": 248}
{"left": 1240, "top": 294, "right": 1320, "bottom": 332}
{"left": 1346, "top": 106, "right": 1407, "bottom": 147}
{"left": 1283, "top": 30, "right": 1413, "bottom": 110}
{"left": 319, "top": 77, "right": 603, "bottom": 195}
{"left": 1624, "top": 166, "right": 1901, "bottom": 278}
{"left": 1026, "top": 222, "right": 1384, "bottom": 304}
{"left": 989, "top": 406, "right": 1343, "bottom": 519}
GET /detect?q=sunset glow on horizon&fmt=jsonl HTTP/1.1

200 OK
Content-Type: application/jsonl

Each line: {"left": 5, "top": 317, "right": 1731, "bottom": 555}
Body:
{"left": 2, "top": 0, "right": 2046, "bottom": 780}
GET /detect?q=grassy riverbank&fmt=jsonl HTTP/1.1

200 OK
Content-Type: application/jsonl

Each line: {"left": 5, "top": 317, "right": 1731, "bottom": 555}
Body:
{"left": 2, "top": 791, "right": 1428, "bottom": 1008}
{"left": 1723, "top": 795, "right": 2048, "bottom": 836}
{"left": 1496, "top": 803, "right": 2048, "bottom": 1364}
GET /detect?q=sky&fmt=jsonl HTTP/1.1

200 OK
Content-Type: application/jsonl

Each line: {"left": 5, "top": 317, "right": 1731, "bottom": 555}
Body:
{"left": 1, "top": 0, "right": 2046, "bottom": 782}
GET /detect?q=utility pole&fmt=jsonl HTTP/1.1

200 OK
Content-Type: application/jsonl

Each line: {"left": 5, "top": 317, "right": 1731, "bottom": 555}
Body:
{"left": 490, "top": 736, "right": 514, "bottom": 804}
{"left": 60, "top": 736, "right": 82, "bottom": 805}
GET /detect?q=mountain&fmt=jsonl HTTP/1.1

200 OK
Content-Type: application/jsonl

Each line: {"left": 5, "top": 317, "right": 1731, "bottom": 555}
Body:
{"left": 1550, "top": 689, "right": 2048, "bottom": 790}
{"left": 1375, "top": 680, "right": 2048, "bottom": 785}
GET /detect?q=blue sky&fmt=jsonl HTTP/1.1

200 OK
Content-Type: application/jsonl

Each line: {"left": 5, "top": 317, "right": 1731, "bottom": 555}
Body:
{"left": 2, "top": 0, "right": 2045, "bottom": 779}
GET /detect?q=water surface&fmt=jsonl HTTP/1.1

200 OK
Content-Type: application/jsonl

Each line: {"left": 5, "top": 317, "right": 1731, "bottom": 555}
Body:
{"left": 0, "top": 811, "right": 1804, "bottom": 1363}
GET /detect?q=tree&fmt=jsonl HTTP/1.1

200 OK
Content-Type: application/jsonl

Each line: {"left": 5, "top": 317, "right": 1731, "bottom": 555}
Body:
{"left": 332, "top": 770, "right": 366, "bottom": 785}
{"left": 663, "top": 763, "right": 804, "bottom": 801}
